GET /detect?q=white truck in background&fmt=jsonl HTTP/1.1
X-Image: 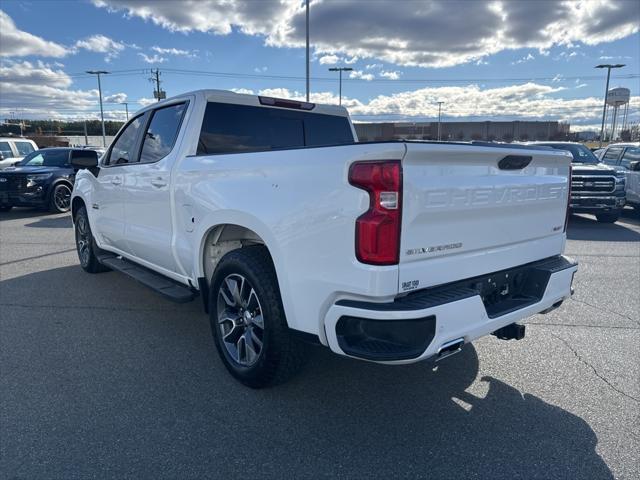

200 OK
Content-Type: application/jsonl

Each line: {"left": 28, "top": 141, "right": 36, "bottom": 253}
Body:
{"left": 70, "top": 90, "right": 577, "bottom": 388}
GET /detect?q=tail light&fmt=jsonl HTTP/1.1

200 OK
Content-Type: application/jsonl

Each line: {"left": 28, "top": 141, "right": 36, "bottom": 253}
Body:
{"left": 348, "top": 160, "right": 402, "bottom": 265}
{"left": 564, "top": 164, "right": 572, "bottom": 232}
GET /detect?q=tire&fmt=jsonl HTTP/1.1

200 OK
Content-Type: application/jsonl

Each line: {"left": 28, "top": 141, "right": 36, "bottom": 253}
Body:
{"left": 49, "top": 183, "right": 72, "bottom": 213}
{"left": 0, "top": 205, "right": 12, "bottom": 212}
{"left": 74, "top": 206, "right": 109, "bottom": 273}
{"left": 209, "top": 245, "right": 305, "bottom": 388}
{"left": 595, "top": 212, "right": 620, "bottom": 223}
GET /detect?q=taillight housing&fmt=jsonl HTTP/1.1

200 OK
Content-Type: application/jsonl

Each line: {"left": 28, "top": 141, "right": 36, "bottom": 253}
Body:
{"left": 564, "top": 164, "right": 572, "bottom": 232}
{"left": 348, "top": 160, "right": 402, "bottom": 265}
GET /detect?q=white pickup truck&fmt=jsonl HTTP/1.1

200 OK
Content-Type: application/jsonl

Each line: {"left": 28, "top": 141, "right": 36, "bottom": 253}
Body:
{"left": 71, "top": 89, "right": 577, "bottom": 387}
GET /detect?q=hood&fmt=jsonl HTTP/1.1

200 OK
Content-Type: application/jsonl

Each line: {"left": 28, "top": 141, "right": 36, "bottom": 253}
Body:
{"left": 0, "top": 166, "right": 65, "bottom": 175}
{"left": 571, "top": 163, "right": 617, "bottom": 175}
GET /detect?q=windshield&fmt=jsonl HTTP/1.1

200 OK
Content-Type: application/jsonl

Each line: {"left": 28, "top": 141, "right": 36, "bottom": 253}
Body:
{"left": 18, "top": 149, "right": 69, "bottom": 167}
{"left": 541, "top": 143, "right": 600, "bottom": 164}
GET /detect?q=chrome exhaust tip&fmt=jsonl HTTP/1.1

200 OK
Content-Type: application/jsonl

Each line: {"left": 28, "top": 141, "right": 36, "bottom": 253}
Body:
{"left": 436, "top": 338, "right": 464, "bottom": 361}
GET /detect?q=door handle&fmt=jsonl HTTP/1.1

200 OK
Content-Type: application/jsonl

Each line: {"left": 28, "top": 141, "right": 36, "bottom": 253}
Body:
{"left": 111, "top": 176, "right": 122, "bottom": 186}
{"left": 150, "top": 177, "right": 167, "bottom": 188}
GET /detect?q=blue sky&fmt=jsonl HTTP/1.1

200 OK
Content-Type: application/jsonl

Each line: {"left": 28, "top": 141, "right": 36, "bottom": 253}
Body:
{"left": 1, "top": 0, "right": 638, "bottom": 130}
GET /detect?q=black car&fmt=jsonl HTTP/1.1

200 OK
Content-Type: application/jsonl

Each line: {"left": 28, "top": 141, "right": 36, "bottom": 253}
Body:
{"left": 0, "top": 147, "right": 98, "bottom": 213}
{"left": 535, "top": 142, "right": 626, "bottom": 223}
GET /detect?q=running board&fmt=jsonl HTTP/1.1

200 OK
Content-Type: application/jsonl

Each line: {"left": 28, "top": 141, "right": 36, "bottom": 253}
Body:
{"left": 97, "top": 254, "right": 197, "bottom": 303}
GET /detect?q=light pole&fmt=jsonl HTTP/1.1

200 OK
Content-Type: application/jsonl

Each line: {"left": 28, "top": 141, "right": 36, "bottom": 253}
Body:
{"left": 328, "top": 67, "right": 353, "bottom": 105}
{"left": 595, "top": 64, "right": 625, "bottom": 147}
{"left": 437, "top": 101, "right": 444, "bottom": 141}
{"left": 120, "top": 102, "right": 129, "bottom": 120}
{"left": 305, "top": 0, "right": 310, "bottom": 102}
{"left": 86, "top": 70, "right": 109, "bottom": 147}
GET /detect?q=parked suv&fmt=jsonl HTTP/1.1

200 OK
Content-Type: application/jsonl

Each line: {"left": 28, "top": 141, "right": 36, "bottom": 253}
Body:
{"left": 597, "top": 142, "right": 640, "bottom": 209}
{"left": 534, "top": 142, "right": 626, "bottom": 223}
{"left": 0, "top": 137, "right": 38, "bottom": 169}
{"left": 0, "top": 147, "right": 98, "bottom": 213}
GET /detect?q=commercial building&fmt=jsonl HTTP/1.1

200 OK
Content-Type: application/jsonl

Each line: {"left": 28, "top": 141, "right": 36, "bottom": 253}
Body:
{"left": 354, "top": 120, "right": 570, "bottom": 142}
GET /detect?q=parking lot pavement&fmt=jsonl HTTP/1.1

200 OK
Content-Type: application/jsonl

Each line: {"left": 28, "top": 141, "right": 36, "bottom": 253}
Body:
{"left": 1, "top": 208, "right": 639, "bottom": 480}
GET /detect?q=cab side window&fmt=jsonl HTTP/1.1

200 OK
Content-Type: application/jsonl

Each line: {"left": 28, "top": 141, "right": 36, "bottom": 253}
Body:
{"left": 106, "top": 115, "right": 144, "bottom": 165}
{"left": 620, "top": 147, "right": 640, "bottom": 170}
{"left": 139, "top": 103, "right": 187, "bottom": 163}
{"left": 601, "top": 147, "right": 623, "bottom": 165}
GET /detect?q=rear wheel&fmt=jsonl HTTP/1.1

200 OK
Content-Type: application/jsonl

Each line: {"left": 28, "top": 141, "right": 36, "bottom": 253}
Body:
{"left": 74, "top": 206, "right": 109, "bottom": 273}
{"left": 50, "top": 183, "right": 72, "bottom": 213}
{"left": 209, "top": 246, "right": 305, "bottom": 388}
{"left": 596, "top": 212, "right": 620, "bottom": 223}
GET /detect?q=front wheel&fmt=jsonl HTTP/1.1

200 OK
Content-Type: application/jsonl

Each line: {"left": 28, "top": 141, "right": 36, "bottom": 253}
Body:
{"left": 209, "top": 246, "right": 305, "bottom": 388}
{"left": 596, "top": 212, "right": 620, "bottom": 223}
{"left": 50, "top": 183, "right": 72, "bottom": 213}
{"left": 74, "top": 206, "right": 109, "bottom": 273}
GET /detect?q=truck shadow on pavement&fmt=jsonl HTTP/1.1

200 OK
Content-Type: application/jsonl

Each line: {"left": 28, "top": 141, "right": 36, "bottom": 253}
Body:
{"left": 567, "top": 212, "right": 640, "bottom": 242}
{"left": 0, "top": 265, "right": 613, "bottom": 479}
{"left": 24, "top": 214, "right": 72, "bottom": 229}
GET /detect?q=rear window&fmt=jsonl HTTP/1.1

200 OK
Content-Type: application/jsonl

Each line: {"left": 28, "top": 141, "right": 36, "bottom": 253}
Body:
{"left": 540, "top": 143, "right": 599, "bottom": 164}
{"left": 197, "top": 102, "right": 354, "bottom": 155}
{"left": 18, "top": 149, "right": 69, "bottom": 167}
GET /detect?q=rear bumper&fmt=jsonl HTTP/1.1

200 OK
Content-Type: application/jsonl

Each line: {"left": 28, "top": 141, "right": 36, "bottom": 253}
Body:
{"left": 324, "top": 255, "right": 577, "bottom": 363}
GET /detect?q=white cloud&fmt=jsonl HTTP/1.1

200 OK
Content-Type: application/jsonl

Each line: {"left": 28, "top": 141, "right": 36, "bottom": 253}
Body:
{"left": 349, "top": 70, "right": 374, "bottom": 81}
{"left": 137, "top": 97, "right": 157, "bottom": 107}
{"left": 512, "top": 53, "right": 535, "bottom": 65}
{"left": 75, "top": 34, "right": 126, "bottom": 62}
{"left": 94, "top": 0, "right": 640, "bottom": 68}
{"left": 379, "top": 70, "right": 401, "bottom": 80}
{"left": 0, "top": 60, "right": 71, "bottom": 87}
{"left": 138, "top": 53, "right": 166, "bottom": 64}
{"left": 254, "top": 66, "right": 267, "bottom": 73}
{"left": 104, "top": 93, "right": 128, "bottom": 103}
{"left": 366, "top": 64, "right": 383, "bottom": 70}
{"left": 319, "top": 55, "right": 341, "bottom": 65}
{"left": 151, "top": 46, "right": 196, "bottom": 57}
{"left": 575, "top": 83, "right": 588, "bottom": 89}
{"left": 0, "top": 59, "right": 136, "bottom": 121}
{"left": 0, "top": 10, "right": 67, "bottom": 57}
{"left": 229, "top": 83, "right": 640, "bottom": 128}
{"left": 231, "top": 88, "right": 255, "bottom": 95}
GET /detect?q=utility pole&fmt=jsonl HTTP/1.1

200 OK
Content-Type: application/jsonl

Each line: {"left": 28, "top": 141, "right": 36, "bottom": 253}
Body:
{"left": 437, "top": 101, "right": 444, "bottom": 141}
{"left": 305, "top": 0, "right": 310, "bottom": 102}
{"left": 83, "top": 120, "right": 88, "bottom": 146}
{"left": 150, "top": 69, "right": 165, "bottom": 102}
{"left": 86, "top": 70, "right": 109, "bottom": 147}
{"left": 328, "top": 67, "right": 353, "bottom": 105}
{"left": 120, "top": 102, "right": 129, "bottom": 120}
{"left": 595, "top": 63, "right": 625, "bottom": 147}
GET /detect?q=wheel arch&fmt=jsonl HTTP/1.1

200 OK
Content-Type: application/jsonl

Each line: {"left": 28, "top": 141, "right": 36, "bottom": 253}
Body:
{"left": 200, "top": 223, "right": 273, "bottom": 286}
{"left": 71, "top": 195, "right": 86, "bottom": 219}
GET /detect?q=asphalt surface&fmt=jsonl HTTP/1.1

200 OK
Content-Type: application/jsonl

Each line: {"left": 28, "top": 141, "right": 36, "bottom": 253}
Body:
{"left": 1, "top": 208, "right": 639, "bottom": 479}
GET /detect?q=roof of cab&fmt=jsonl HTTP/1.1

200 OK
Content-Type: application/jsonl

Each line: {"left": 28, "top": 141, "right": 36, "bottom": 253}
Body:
{"left": 136, "top": 88, "right": 350, "bottom": 118}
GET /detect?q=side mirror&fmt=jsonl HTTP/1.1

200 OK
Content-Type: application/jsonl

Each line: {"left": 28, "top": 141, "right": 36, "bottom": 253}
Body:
{"left": 630, "top": 161, "right": 640, "bottom": 172}
{"left": 70, "top": 150, "right": 98, "bottom": 169}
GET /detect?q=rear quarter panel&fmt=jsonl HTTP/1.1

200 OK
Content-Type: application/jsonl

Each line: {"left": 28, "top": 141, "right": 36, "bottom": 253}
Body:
{"left": 174, "top": 143, "right": 406, "bottom": 337}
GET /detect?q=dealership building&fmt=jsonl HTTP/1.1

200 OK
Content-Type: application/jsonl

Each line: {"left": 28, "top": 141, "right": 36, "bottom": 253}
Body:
{"left": 354, "top": 120, "right": 570, "bottom": 142}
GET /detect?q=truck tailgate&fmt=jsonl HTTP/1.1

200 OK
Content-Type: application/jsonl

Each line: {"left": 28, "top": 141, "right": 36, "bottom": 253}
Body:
{"left": 399, "top": 143, "right": 571, "bottom": 293}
